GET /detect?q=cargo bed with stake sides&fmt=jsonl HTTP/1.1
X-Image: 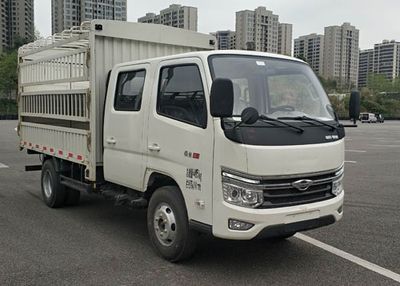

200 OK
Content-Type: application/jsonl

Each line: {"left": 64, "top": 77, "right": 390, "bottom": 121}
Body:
{"left": 18, "top": 20, "right": 360, "bottom": 262}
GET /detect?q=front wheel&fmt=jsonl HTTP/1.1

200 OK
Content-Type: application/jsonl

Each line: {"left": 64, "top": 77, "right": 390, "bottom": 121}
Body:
{"left": 147, "top": 186, "right": 197, "bottom": 262}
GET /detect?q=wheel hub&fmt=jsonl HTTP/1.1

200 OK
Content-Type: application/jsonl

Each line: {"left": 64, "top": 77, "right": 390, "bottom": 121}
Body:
{"left": 43, "top": 170, "right": 53, "bottom": 198}
{"left": 153, "top": 203, "right": 177, "bottom": 246}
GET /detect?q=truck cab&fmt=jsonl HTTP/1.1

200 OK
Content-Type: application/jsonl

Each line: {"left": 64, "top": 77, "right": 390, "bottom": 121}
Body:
{"left": 103, "top": 51, "right": 345, "bottom": 257}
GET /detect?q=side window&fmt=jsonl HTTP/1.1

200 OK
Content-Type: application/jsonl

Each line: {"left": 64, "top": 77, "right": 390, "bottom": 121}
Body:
{"left": 157, "top": 64, "right": 207, "bottom": 128}
{"left": 114, "top": 70, "right": 146, "bottom": 111}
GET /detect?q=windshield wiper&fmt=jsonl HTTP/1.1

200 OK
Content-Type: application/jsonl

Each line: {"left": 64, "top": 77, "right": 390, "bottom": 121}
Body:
{"left": 277, "top": 116, "right": 338, "bottom": 131}
{"left": 259, "top": 114, "right": 304, "bottom": 134}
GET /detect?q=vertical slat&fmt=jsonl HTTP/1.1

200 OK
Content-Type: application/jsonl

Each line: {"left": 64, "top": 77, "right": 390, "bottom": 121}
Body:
{"left": 67, "top": 93, "right": 70, "bottom": 116}
{"left": 74, "top": 93, "right": 78, "bottom": 117}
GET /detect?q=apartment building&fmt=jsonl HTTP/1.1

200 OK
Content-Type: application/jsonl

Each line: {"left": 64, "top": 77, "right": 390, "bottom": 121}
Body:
{"left": 214, "top": 30, "right": 236, "bottom": 50}
{"left": 373, "top": 40, "right": 400, "bottom": 81}
{"left": 358, "top": 49, "right": 374, "bottom": 87}
{"left": 52, "top": 0, "right": 127, "bottom": 34}
{"left": 0, "top": 0, "right": 34, "bottom": 53}
{"left": 138, "top": 13, "right": 160, "bottom": 24}
{"left": 323, "top": 22, "right": 359, "bottom": 88}
{"left": 294, "top": 33, "right": 324, "bottom": 75}
{"left": 138, "top": 4, "right": 198, "bottom": 31}
{"left": 278, "top": 23, "right": 292, "bottom": 56}
{"left": 235, "top": 7, "right": 292, "bottom": 55}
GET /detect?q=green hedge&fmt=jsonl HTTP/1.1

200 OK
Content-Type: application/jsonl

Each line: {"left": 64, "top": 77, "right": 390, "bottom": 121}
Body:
{"left": 0, "top": 98, "right": 17, "bottom": 116}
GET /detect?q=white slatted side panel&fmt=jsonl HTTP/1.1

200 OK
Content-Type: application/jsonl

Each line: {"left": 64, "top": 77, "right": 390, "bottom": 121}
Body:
{"left": 20, "top": 122, "right": 89, "bottom": 165}
{"left": 20, "top": 90, "right": 89, "bottom": 122}
{"left": 20, "top": 49, "right": 88, "bottom": 87}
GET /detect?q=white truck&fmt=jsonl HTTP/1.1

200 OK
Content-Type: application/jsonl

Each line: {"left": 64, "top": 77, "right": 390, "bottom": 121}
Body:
{"left": 18, "top": 20, "right": 359, "bottom": 262}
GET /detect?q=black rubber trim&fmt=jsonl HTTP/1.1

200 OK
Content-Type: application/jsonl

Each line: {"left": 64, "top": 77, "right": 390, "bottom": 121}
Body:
{"left": 254, "top": 215, "right": 336, "bottom": 239}
{"left": 222, "top": 122, "right": 345, "bottom": 146}
{"left": 189, "top": 219, "right": 212, "bottom": 234}
{"left": 27, "top": 149, "right": 41, "bottom": 155}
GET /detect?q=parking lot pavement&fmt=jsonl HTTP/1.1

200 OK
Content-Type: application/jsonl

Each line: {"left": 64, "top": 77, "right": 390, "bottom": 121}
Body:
{"left": 0, "top": 120, "right": 399, "bottom": 286}
{"left": 307, "top": 121, "right": 400, "bottom": 274}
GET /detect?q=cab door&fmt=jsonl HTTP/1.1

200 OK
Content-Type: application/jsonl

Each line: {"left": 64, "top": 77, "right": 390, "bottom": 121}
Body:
{"left": 103, "top": 64, "right": 149, "bottom": 190}
{"left": 146, "top": 58, "right": 214, "bottom": 224}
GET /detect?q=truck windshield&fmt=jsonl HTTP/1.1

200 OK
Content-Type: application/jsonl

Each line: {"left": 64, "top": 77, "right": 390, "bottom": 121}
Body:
{"left": 208, "top": 55, "right": 335, "bottom": 121}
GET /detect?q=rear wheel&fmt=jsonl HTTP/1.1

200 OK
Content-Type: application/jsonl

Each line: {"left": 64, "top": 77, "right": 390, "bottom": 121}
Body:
{"left": 41, "top": 159, "right": 66, "bottom": 208}
{"left": 147, "top": 186, "right": 197, "bottom": 262}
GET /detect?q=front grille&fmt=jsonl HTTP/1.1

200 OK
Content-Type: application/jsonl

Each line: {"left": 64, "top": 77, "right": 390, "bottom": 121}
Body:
{"left": 258, "top": 172, "right": 337, "bottom": 209}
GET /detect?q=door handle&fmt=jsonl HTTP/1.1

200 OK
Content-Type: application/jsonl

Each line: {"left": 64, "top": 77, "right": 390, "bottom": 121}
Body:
{"left": 148, "top": 144, "right": 161, "bottom": 152}
{"left": 106, "top": 137, "right": 117, "bottom": 145}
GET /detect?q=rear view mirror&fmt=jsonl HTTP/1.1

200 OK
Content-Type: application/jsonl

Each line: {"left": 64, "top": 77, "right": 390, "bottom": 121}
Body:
{"left": 241, "top": 107, "right": 259, "bottom": 125}
{"left": 210, "top": 78, "right": 234, "bottom": 118}
{"left": 349, "top": 91, "right": 360, "bottom": 124}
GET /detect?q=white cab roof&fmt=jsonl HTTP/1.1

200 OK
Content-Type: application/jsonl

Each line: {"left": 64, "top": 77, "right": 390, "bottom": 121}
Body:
{"left": 115, "top": 50, "right": 306, "bottom": 69}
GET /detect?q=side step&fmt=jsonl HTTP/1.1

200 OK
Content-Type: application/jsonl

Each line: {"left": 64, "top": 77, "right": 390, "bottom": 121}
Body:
{"left": 60, "top": 175, "right": 93, "bottom": 193}
{"left": 100, "top": 185, "right": 148, "bottom": 209}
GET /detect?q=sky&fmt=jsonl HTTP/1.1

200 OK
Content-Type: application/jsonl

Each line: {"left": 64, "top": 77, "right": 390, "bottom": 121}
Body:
{"left": 35, "top": 0, "right": 400, "bottom": 50}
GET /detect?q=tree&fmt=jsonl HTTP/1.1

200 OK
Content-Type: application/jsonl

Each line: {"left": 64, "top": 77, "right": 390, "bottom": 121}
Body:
{"left": 0, "top": 50, "right": 18, "bottom": 100}
{"left": 319, "top": 76, "right": 338, "bottom": 93}
{"left": 367, "top": 73, "right": 391, "bottom": 93}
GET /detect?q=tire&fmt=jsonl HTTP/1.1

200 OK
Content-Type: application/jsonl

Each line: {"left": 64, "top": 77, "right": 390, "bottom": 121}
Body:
{"left": 64, "top": 188, "right": 80, "bottom": 206}
{"left": 147, "top": 186, "right": 197, "bottom": 262}
{"left": 41, "top": 159, "right": 66, "bottom": 208}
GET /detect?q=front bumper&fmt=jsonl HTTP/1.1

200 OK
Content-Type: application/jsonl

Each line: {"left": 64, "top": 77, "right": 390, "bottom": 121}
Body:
{"left": 212, "top": 191, "right": 344, "bottom": 240}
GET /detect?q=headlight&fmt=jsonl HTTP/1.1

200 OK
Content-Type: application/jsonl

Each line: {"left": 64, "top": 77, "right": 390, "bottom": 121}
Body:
{"left": 332, "top": 176, "right": 343, "bottom": 196}
{"left": 222, "top": 182, "right": 263, "bottom": 208}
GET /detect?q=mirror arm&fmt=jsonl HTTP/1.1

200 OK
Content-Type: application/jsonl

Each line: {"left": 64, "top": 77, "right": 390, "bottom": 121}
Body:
{"left": 341, "top": 124, "right": 358, "bottom": 128}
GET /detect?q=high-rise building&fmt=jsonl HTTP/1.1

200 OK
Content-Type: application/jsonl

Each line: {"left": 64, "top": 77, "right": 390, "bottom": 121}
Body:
{"left": 138, "top": 13, "right": 160, "bottom": 24}
{"left": 214, "top": 30, "right": 236, "bottom": 50}
{"left": 278, "top": 23, "right": 292, "bottom": 56}
{"left": 52, "top": 0, "right": 127, "bottom": 34}
{"left": 235, "top": 7, "right": 292, "bottom": 55}
{"left": 373, "top": 40, "right": 400, "bottom": 81}
{"left": 323, "top": 22, "right": 360, "bottom": 88}
{"left": 138, "top": 4, "right": 198, "bottom": 31}
{"left": 358, "top": 49, "right": 374, "bottom": 87}
{"left": 235, "top": 9, "right": 257, "bottom": 51}
{"left": 0, "top": 0, "right": 34, "bottom": 53}
{"left": 294, "top": 33, "right": 324, "bottom": 75}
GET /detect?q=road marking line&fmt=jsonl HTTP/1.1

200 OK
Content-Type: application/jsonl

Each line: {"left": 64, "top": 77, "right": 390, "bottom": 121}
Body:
{"left": 295, "top": 233, "right": 400, "bottom": 283}
{"left": 370, "top": 144, "right": 400, "bottom": 148}
{"left": 345, "top": 161, "right": 357, "bottom": 164}
{"left": 0, "top": 163, "right": 9, "bottom": 169}
{"left": 345, "top": 150, "right": 366, "bottom": 153}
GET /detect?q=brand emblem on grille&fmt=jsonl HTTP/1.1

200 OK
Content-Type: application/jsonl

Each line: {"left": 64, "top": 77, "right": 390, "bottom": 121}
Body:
{"left": 292, "top": 179, "right": 313, "bottom": 191}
